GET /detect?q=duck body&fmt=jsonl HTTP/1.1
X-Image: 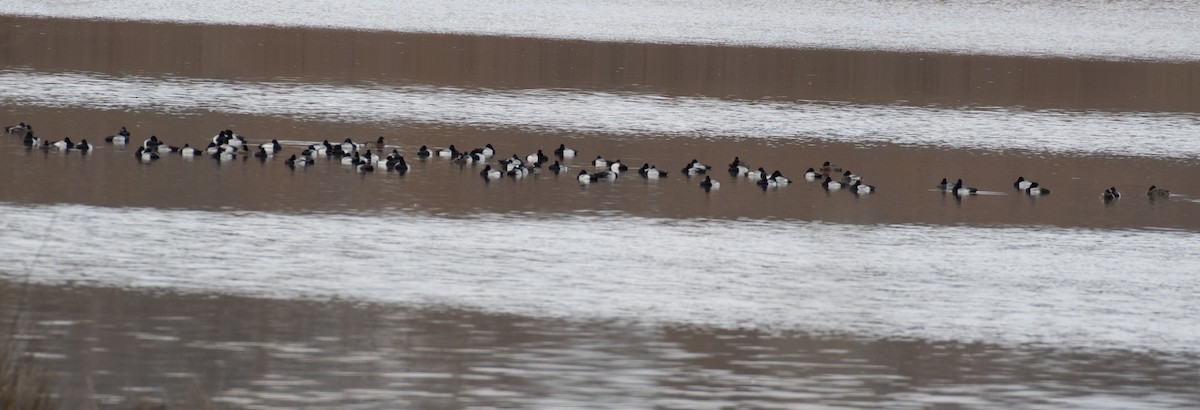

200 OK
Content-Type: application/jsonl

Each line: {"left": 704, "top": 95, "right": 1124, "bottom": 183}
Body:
{"left": 554, "top": 144, "right": 576, "bottom": 158}
{"left": 1147, "top": 185, "right": 1171, "bottom": 198}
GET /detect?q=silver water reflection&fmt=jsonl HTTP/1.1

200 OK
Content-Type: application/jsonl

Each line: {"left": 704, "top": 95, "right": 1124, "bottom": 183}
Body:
{"left": 3, "top": 0, "right": 1200, "bottom": 61}
{"left": 3, "top": 70, "right": 1200, "bottom": 159}
{"left": 3, "top": 202, "right": 1200, "bottom": 355}
{"left": 4, "top": 283, "right": 1198, "bottom": 409}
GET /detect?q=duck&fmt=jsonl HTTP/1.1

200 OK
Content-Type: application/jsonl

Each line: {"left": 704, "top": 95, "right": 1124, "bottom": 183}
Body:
{"left": 142, "top": 135, "right": 161, "bottom": 150}
{"left": 341, "top": 138, "right": 363, "bottom": 154}
{"left": 134, "top": 146, "right": 159, "bottom": 162}
{"left": 554, "top": 144, "right": 576, "bottom": 158}
{"left": 728, "top": 157, "right": 749, "bottom": 176}
{"left": 285, "top": 154, "right": 313, "bottom": 167}
{"left": 104, "top": 126, "right": 129, "bottom": 144}
{"left": 479, "top": 144, "right": 496, "bottom": 158}
{"left": 609, "top": 159, "right": 629, "bottom": 173}
{"left": 435, "top": 145, "right": 458, "bottom": 158}
{"left": 746, "top": 167, "right": 766, "bottom": 180}
{"left": 214, "top": 145, "right": 237, "bottom": 161}
{"left": 342, "top": 152, "right": 361, "bottom": 166}
{"left": 480, "top": 165, "right": 503, "bottom": 180}
{"left": 1147, "top": 185, "right": 1171, "bottom": 198}
{"left": 1025, "top": 182, "right": 1050, "bottom": 196}
{"left": 682, "top": 159, "right": 710, "bottom": 175}
{"left": 819, "top": 161, "right": 842, "bottom": 174}
{"left": 548, "top": 161, "right": 567, "bottom": 174}
{"left": 822, "top": 176, "right": 843, "bottom": 191}
{"left": 699, "top": 176, "right": 720, "bottom": 190}
{"left": 592, "top": 170, "right": 618, "bottom": 181}
{"left": 640, "top": 164, "right": 667, "bottom": 179}
{"left": 769, "top": 171, "right": 791, "bottom": 185}
{"left": 577, "top": 169, "right": 596, "bottom": 183}
{"left": 52, "top": 137, "right": 75, "bottom": 150}
{"left": 1102, "top": 187, "right": 1120, "bottom": 201}
{"left": 952, "top": 179, "right": 978, "bottom": 196}
{"left": 841, "top": 170, "right": 861, "bottom": 183}
{"left": 387, "top": 155, "right": 410, "bottom": 173}
{"left": 22, "top": 131, "right": 40, "bottom": 148}
{"left": 937, "top": 178, "right": 953, "bottom": 191}
{"left": 527, "top": 149, "right": 548, "bottom": 165}
{"left": 4, "top": 122, "right": 30, "bottom": 134}
{"left": 261, "top": 139, "right": 282, "bottom": 154}
{"left": 804, "top": 168, "right": 823, "bottom": 181}
{"left": 76, "top": 139, "right": 91, "bottom": 152}
{"left": 417, "top": 145, "right": 431, "bottom": 158}
{"left": 592, "top": 156, "right": 608, "bottom": 168}
{"left": 180, "top": 143, "right": 200, "bottom": 157}
{"left": 852, "top": 180, "right": 876, "bottom": 194}
{"left": 756, "top": 173, "right": 777, "bottom": 189}
{"left": 254, "top": 146, "right": 272, "bottom": 159}
{"left": 1014, "top": 176, "right": 1035, "bottom": 190}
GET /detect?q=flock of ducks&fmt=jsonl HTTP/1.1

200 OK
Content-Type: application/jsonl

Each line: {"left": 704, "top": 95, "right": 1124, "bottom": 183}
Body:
{"left": 4, "top": 121, "right": 1176, "bottom": 200}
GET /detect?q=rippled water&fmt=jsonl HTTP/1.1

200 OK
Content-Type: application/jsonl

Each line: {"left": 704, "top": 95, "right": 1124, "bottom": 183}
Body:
{"left": 6, "top": 284, "right": 1199, "bottom": 409}
{"left": 3, "top": 201, "right": 1199, "bottom": 354}
{"left": 3, "top": 70, "right": 1200, "bottom": 159}
{"left": 3, "top": 0, "right": 1200, "bottom": 60}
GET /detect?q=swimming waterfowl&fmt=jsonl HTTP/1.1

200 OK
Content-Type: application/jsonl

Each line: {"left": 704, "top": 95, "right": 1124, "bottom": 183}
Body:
{"left": 52, "top": 137, "right": 75, "bottom": 150}
{"left": 261, "top": 139, "right": 282, "bottom": 154}
{"left": 179, "top": 143, "right": 200, "bottom": 156}
{"left": 527, "top": 149, "right": 548, "bottom": 165}
{"left": 804, "top": 168, "right": 823, "bottom": 181}
{"left": 4, "top": 122, "right": 30, "bottom": 134}
{"left": 76, "top": 139, "right": 91, "bottom": 152}
{"left": 435, "top": 145, "right": 458, "bottom": 158}
{"left": 548, "top": 161, "right": 567, "bottom": 174}
{"left": 822, "top": 176, "right": 843, "bottom": 191}
{"left": 937, "top": 178, "right": 952, "bottom": 191}
{"left": 951, "top": 179, "right": 978, "bottom": 196}
{"left": 254, "top": 146, "right": 271, "bottom": 159}
{"left": 756, "top": 173, "right": 776, "bottom": 189}
{"left": 640, "top": 164, "right": 667, "bottom": 179}
{"left": 769, "top": 171, "right": 791, "bottom": 185}
{"left": 1014, "top": 176, "right": 1035, "bottom": 190}
{"left": 417, "top": 145, "right": 431, "bottom": 158}
{"left": 134, "top": 146, "right": 159, "bottom": 162}
{"left": 387, "top": 155, "right": 410, "bottom": 172}
{"left": 1102, "top": 187, "right": 1121, "bottom": 201}
{"left": 1147, "top": 185, "right": 1170, "bottom": 198}
{"left": 1025, "top": 182, "right": 1050, "bottom": 196}
{"left": 341, "top": 138, "right": 364, "bottom": 154}
{"left": 819, "top": 161, "right": 842, "bottom": 174}
{"left": 481, "top": 165, "right": 503, "bottom": 180}
{"left": 554, "top": 144, "right": 576, "bottom": 158}
{"left": 682, "top": 159, "right": 710, "bottom": 175}
{"left": 746, "top": 167, "right": 766, "bottom": 180}
{"left": 577, "top": 169, "right": 596, "bottom": 183}
{"left": 699, "top": 176, "right": 720, "bottom": 189}
{"left": 592, "top": 156, "right": 608, "bottom": 168}
{"left": 142, "top": 135, "right": 161, "bottom": 150}
{"left": 285, "top": 154, "right": 313, "bottom": 167}
{"left": 22, "top": 131, "right": 39, "bottom": 148}
{"left": 609, "top": 159, "right": 629, "bottom": 173}
{"left": 852, "top": 180, "right": 876, "bottom": 194}
{"left": 728, "top": 157, "right": 749, "bottom": 176}
{"left": 841, "top": 170, "right": 861, "bottom": 183}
